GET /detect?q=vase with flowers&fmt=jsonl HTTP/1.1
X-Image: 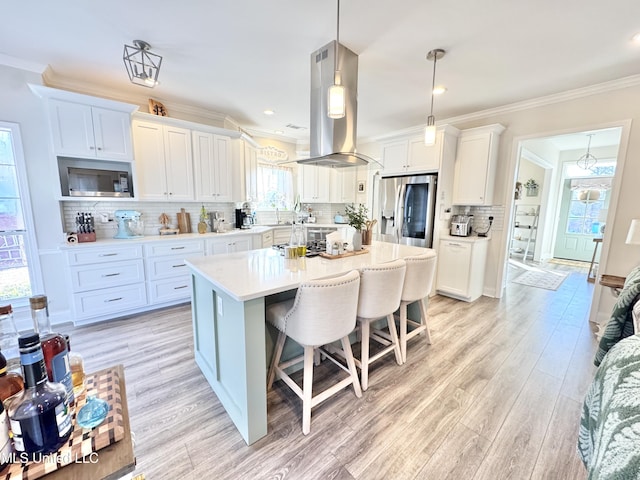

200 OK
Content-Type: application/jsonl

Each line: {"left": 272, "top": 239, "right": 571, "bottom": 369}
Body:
{"left": 345, "top": 203, "right": 372, "bottom": 250}
{"left": 524, "top": 178, "right": 539, "bottom": 196}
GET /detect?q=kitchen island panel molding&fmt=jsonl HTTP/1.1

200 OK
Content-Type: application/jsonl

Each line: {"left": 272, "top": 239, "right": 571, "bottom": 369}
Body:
{"left": 191, "top": 274, "right": 267, "bottom": 444}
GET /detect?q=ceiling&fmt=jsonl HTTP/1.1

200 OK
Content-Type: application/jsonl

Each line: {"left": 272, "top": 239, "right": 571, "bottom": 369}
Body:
{"left": 3, "top": 0, "right": 640, "bottom": 145}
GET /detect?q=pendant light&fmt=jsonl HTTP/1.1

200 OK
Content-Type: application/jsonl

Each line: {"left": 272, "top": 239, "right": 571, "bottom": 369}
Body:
{"left": 424, "top": 49, "right": 445, "bottom": 146}
{"left": 123, "top": 40, "right": 162, "bottom": 88}
{"left": 327, "top": 0, "right": 345, "bottom": 119}
{"left": 576, "top": 133, "right": 598, "bottom": 171}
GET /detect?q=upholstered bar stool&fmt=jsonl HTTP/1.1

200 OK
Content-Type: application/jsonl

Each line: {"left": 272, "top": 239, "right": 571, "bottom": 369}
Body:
{"left": 398, "top": 251, "right": 437, "bottom": 363}
{"left": 266, "top": 270, "right": 362, "bottom": 435}
{"left": 355, "top": 259, "right": 406, "bottom": 391}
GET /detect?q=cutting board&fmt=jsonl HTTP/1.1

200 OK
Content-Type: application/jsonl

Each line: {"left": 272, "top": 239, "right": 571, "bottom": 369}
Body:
{"left": 177, "top": 208, "right": 191, "bottom": 234}
{"left": 319, "top": 249, "right": 370, "bottom": 259}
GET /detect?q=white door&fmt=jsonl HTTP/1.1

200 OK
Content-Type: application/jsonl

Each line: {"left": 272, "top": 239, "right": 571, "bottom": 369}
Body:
{"left": 91, "top": 107, "right": 132, "bottom": 161}
{"left": 163, "top": 126, "right": 194, "bottom": 201}
{"left": 49, "top": 100, "right": 95, "bottom": 157}
{"left": 553, "top": 180, "right": 609, "bottom": 261}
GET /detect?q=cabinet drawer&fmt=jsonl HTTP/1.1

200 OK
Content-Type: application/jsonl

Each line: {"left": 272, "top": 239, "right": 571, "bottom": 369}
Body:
{"left": 70, "top": 259, "right": 145, "bottom": 292}
{"left": 146, "top": 256, "right": 192, "bottom": 280}
{"left": 144, "top": 240, "right": 204, "bottom": 257}
{"left": 148, "top": 276, "right": 192, "bottom": 304}
{"left": 73, "top": 283, "right": 147, "bottom": 319}
{"left": 67, "top": 245, "right": 143, "bottom": 265}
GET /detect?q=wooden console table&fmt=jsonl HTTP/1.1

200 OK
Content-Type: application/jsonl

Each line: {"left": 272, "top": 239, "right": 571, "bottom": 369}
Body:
{"left": 588, "top": 237, "right": 603, "bottom": 283}
{"left": 599, "top": 274, "right": 626, "bottom": 296}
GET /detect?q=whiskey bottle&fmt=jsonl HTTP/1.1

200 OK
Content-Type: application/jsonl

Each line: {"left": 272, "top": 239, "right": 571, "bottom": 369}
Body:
{"left": 0, "top": 348, "right": 23, "bottom": 405}
{"left": 29, "top": 295, "right": 74, "bottom": 407}
{"left": 65, "top": 335, "right": 85, "bottom": 396}
{"left": 7, "top": 333, "right": 72, "bottom": 458}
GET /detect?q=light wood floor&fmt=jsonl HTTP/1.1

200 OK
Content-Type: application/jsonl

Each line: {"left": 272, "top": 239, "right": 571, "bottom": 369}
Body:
{"left": 61, "top": 260, "right": 596, "bottom": 480}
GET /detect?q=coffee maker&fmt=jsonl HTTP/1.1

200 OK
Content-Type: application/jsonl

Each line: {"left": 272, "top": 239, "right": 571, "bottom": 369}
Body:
{"left": 235, "top": 202, "right": 253, "bottom": 229}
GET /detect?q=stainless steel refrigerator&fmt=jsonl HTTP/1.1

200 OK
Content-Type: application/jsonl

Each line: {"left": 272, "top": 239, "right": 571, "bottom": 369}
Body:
{"left": 376, "top": 174, "right": 437, "bottom": 248}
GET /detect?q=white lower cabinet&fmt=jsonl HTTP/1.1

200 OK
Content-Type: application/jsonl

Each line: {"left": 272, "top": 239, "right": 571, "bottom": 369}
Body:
{"left": 144, "top": 239, "right": 204, "bottom": 305}
{"left": 436, "top": 236, "right": 489, "bottom": 302}
{"left": 67, "top": 244, "right": 147, "bottom": 321}
{"left": 207, "top": 235, "right": 252, "bottom": 255}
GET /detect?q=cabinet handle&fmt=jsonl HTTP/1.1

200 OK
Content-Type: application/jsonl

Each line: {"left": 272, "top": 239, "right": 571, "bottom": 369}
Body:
{"left": 102, "top": 273, "right": 121, "bottom": 277}
{"left": 174, "top": 285, "right": 188, "bottom": 290}
{"left": 97, "top": 147, "right": 102, "bottom": 151}
{"left": 104, "top": 297, "right": 122, "bottom": 302}
{"left": 171, "top": 246, "right": 185, "bottom": 250}
{"left": 447, "top": 242, "right": 462, "bottom": 247}
{"left": 89, "top": 146, "right": 95, "bottom": 150}
{"left": 99, "top": 253, "right": 118, "bottom": 257}
{"left": 172, "top": 264, "right": 186, "bottom": 268}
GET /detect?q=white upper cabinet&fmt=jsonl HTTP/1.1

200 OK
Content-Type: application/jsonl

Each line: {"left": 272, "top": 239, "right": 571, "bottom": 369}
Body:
{"left": 299, "top": 164, "right": 331, "bottom": 203}
{"left": 193, "top": 131, "right": 233, "bottom": 202}
{"left": 133, "top": 119, "right": 194, "bottom": 201}
{"left": 330, "top": 169, "right": 357, "bottom": 203}
{"left": 381, "top": 130, "right": 449, "bottom": 175}
{"left": 49, "top": 99, "right": 133, "bottom": 161}
{"left": 244, "top": 142, "right": 258, "bottom": 202}
{"left": 452, "top": 124, "right": 505, "bottom": 206}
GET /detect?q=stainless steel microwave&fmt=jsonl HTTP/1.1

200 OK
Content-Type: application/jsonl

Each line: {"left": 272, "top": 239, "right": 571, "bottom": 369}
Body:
{"left": 65, "top": 167, "right": 131, "bottom": 197}
{"left": 56, "top": 157, "right": 135, "bottom": 198}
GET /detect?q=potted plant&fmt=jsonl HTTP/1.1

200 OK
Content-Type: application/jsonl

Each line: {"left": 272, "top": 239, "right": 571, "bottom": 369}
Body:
{"left": 345, "top": 203, "right": 369, "bottom": 250}
{"left": 524, "top": 178, "right": 539, "bottom": 196}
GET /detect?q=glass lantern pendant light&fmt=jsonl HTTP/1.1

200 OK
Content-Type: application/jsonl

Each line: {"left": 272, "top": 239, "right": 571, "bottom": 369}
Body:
{"left": 576, "top": 133, "right": 598, "bottom": 171}
{"left": 424, "top": 49, "right": 445, "bottom": 146}
{"left": 328, "top": 0, "right": 345, "bottom": 119}
{"left": 123, "top": 40, "right": 162, "bottom": 88}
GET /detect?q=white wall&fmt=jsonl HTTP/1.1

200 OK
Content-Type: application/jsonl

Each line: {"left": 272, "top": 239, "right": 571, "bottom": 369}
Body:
{"left": 0, "top": 65, "right": 71, "bottom": 325}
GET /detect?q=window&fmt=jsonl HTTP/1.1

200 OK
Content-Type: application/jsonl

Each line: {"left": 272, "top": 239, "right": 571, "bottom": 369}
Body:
{"left": 566, "top": 189, "right": 607, "bottom": 235}
{"left": 0, "top": 123, "right": 36, "bottom": 302}
{"left": 255, "top": 162, "right": 293, "bottom": 210}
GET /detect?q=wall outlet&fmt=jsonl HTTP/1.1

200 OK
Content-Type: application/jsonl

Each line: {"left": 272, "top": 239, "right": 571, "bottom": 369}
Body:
{"left": 99, "top": 212, "right": 110, "bottom": 223}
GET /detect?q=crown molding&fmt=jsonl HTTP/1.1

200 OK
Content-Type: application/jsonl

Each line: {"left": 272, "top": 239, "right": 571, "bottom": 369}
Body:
{"left": 439, "top": 74, "right": 640, "bottom": 126}
{"left": 244, "top": 128, "right": 299, "bottom": 144}
{"left": 0, "top": 54, "right": 47, "bottom": 74}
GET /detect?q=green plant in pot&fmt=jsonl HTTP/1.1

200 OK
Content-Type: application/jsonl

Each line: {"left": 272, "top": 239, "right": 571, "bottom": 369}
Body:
{"left": 345, "top": 203, "right": 369, "bottom": 250}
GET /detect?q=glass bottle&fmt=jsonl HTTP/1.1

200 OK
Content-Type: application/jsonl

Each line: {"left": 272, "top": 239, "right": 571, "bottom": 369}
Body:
{"left": 0, "top": 348, "right": 23, "bottom": 405}
{"left": 65, "top": 335, "right": 85, "bottom": 396}
{"left": 0, "top": 399, "right": 10, "bottom": 470}
{"left": 29, "top": 295, "right": 74, "bottom": 407}
{"left": 7, "top": 333, "right": 72, "bottom": 458}
{"left": 0, "top": 304, "right": 19, "bottom": 362}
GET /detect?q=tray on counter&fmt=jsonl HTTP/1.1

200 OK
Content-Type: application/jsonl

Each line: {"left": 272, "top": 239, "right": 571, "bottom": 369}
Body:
{"left": 319, "top": 248, "right": 370, "bottom": 259}
{"left": 3, "top": 367, "right": 125, "bottom": 480}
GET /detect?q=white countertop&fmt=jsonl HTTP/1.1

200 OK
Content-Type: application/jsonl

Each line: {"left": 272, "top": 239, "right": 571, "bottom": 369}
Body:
{"left": 186, "top": 241, "right": 433, "bottom": 302}
{"left": 59, "top": 227, "right": 271, "bottom": 249}
{"left": 439, "top": 234, "right": 490, "bottom": 243}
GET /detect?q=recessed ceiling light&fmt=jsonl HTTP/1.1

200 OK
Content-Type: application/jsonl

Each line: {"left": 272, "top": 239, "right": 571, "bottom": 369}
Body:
{"left": 632, "top": 32, "right": 640, "bottom": 43}
{"left": 433, "top": 86, "right": 447, "bottom": 95}
{"left": 263, "top": 109, "right": 275, "bottom": 115}
{"left": 274, "top": 130, "right": 284, "bottom": 135}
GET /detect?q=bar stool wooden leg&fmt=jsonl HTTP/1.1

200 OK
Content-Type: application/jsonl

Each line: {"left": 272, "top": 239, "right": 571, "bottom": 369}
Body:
{"left": 302, "top": 346, "right": 314, "bottom": 435}
{"left": 386, "top": 313, "right": 403, "bottom": 365}
{"left": 341, "top": 337, "right": 362, "bottom": 398}
{"left": 360, "top": 320, "right": 371, "bottom": 391}
{"left": 419, "top": 299, "right": 432, "bottom": 345}
{"left": 267, "top": 331, "right": 286, "bottom": 389}
{"left": 400, "top": 303, "right": 408, "bottom": 364}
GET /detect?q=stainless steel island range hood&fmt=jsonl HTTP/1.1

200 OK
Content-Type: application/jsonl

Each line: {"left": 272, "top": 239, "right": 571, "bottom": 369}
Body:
{"left": 298, "top": 40, "right": 378, "bottom": 168}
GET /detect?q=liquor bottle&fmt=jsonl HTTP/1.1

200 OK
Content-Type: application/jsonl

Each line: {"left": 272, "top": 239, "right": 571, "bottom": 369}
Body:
{"left": 0, "top": 400, "right": 11, "bottom": 470}
{"left": 29, "top": 295, "right": 74, "bottom": 407}
{"left": 7, "top": 333, "right": 72, "bottom": 458}
{"left": 0, "top": 348, "right": 23, "bottom": 405}
{"left": 0, "top": 304, "right": 19, "bottom": 362}
{"left": 64, "top": 335, "right": 85, "bottom": 396}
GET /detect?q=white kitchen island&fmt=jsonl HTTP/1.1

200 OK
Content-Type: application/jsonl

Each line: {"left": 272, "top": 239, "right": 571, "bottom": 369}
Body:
{"left": 185, "top": 241, "right": 432, "bottom": 445}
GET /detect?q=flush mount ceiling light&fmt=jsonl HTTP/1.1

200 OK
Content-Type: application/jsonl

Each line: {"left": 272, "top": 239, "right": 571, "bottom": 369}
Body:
{"left": 123, "top": 40, "right": 162, "bottom": 88}
{"left": 424, "top": 48, "right": 446, "bottom": 146}
{"left": 327, "top": 0, "right": 345, "bottom": 119}
{"left": 576, "top": 133, "right": 598, "bottom": 170}
{"left": 263, "top": 109, "right": 275, "bottom": 115}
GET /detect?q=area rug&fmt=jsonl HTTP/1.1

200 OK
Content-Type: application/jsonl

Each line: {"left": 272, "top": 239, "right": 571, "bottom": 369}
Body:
{"left": 512, "top": 269, "right": 568, "bottom": 290}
